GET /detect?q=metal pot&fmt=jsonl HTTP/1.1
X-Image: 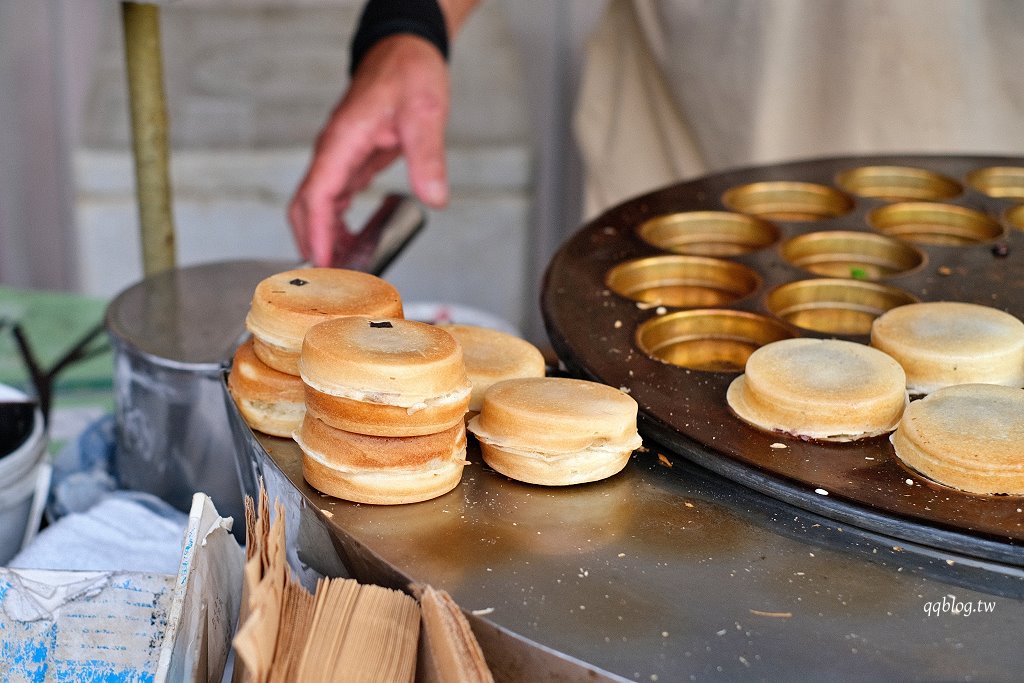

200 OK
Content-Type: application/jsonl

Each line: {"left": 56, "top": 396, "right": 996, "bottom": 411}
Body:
{"left": 106, "top": 259, "right": 294, "bottom": 530}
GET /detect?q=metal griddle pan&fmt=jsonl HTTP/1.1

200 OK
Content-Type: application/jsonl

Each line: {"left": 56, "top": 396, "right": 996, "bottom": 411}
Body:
{"left": 542, "top": 154, "right": 1024, "bottom": 566}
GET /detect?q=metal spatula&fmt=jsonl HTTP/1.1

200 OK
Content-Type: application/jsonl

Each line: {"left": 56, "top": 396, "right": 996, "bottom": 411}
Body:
{"left": 329, "top": 194, "right": 426, "bottom": 276}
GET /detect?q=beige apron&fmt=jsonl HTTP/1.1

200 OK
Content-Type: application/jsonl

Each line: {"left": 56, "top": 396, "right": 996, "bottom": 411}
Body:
{"left": 574, "top": 0, "right": 1024, "bottom": 218}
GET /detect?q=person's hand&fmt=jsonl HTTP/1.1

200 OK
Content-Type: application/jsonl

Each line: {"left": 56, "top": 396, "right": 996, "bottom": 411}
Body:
{"left": 289, "top": 35, "right": 450, "bottom": 266}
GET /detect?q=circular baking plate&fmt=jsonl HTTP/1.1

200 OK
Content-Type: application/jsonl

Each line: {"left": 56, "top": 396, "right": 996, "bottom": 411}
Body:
{"left": 542, "top": 155, "right": 1024, "bottom": 566}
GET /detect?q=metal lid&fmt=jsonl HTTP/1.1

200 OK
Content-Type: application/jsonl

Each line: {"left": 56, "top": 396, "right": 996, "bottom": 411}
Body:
{"left": 105, "top": 260, "right": 295, "bottom": 368}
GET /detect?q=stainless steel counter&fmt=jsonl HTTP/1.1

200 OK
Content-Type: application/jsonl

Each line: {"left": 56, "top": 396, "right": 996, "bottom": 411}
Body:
{"left": 227, "top": 388, "right": 1024, "bottom": 682}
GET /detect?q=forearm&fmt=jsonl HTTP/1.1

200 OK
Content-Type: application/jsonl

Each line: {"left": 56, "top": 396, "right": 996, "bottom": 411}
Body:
{"left": 437, "top": 0, "right": 480, "bottom": 39}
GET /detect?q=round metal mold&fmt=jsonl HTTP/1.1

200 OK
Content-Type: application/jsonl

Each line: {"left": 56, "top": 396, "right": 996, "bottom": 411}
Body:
{"left": 543, "top": 154, "right": 1024, "bottom": 565}
{"left": 780, "top": 230, "right": 925, "bottom": 280}
{"left": 721, "top": 181, "right": 853, "bottom": 221}
{"left": 835, "top": 165, "right": 961, "bottom": 201}
{"left": 635, "top": 309, "right": 796, "bottom": 372}
{"left": 765, "top": 278, "right": 918, "bottom": 336}
{"left": 636, "top": 211, "right": 779, "bottom": 256}
{"left": 966, "top": 166, "right": 1024, "bottom": 199}
{"left": 604, "top": 255, "right": 759, "bottom": 309}
{"left": 1006, "top": 204, "right": 1024, "bottom": 233}
{"left": 868, "top": 201, "right": 1004, "bottom": 246}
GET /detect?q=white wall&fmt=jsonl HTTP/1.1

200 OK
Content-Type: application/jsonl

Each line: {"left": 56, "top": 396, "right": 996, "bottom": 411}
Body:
{"left": 0, "top": 1, "right": 104, "bottom": 290}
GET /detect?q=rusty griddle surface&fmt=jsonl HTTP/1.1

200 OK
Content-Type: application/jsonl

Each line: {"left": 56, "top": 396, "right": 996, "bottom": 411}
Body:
{"left": 542, "top": 155, "right": 1024, "bottom": 565}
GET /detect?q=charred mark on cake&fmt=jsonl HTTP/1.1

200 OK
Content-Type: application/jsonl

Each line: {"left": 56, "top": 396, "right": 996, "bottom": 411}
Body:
{"left": 289, "top": 278, "right": 309, "bottom": 286}
{"left": 369, "top": 321, "right": 394, "bottom": 328}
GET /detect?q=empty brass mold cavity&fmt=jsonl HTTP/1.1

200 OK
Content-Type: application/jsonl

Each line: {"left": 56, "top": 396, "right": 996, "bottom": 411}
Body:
{"left": 781, "top": 230, "right": 924, "bottom": 280}
{"left": 868, "top": 202, "right": 1003, "bottom": 246}
{"left": 605, "top": 255, "right": 759, "bottom": 308}
{"left": 1007, "top": 204, "right": 1024, "bottom": 232}
{"left": 722, "top": 181, "right": 853, "bottom": 221}
{"left": 636, "top": 310, "right": 796, "bottom": 372}
{"left": 835, "top": 165, "right": 961, "bottom": 201}
{"left": 966, "top": 166, "right": 1024, "bottom": 199}
{"left": 636, "top": 211, "right": 779, "bottom": 256}
{"left": 766, "top": 279, "right": 918, "bottom": 336}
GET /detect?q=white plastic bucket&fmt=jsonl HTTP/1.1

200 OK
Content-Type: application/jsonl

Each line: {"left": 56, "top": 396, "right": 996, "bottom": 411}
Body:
{"left": 0, "top": 385, "right": 49, "bottom": 565}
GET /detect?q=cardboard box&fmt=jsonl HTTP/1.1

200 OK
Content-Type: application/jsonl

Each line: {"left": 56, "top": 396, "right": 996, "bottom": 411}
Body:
{"left": 0, "top": 494, "right": 243, "bottom": 683}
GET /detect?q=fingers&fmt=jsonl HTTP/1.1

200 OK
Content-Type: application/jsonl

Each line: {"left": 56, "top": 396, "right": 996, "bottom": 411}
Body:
{"left": 348, "top": 148, "right": 402, "bottom": 196}
{"left": 399, "top": 85, "right": 449, "bottom": 208}
{"left": 290, "top": 109, "right": 386, "bottom": 266}
{"left": 288, "top": 36, "right": 452, "bottom": 266}
{"left": 289, "top": 178, "right": 347, "bottom": 267}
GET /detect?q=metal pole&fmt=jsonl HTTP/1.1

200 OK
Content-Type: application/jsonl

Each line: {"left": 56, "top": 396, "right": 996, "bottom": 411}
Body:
{"left": 121, "top": 2, "right": 176, "bottom": 276}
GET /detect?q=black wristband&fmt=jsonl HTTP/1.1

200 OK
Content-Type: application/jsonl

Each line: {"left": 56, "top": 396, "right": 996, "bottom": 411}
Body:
{"left": 349, "top": 0, "right": 450, "bottom": 76}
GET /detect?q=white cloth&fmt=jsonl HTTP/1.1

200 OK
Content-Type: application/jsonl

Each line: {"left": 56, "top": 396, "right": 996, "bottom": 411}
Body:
{"left": 574, "top": 0, "right": 1024, "bottom": 217}
{"left": 9, "top": 492, "right": 188, "bottom": 574}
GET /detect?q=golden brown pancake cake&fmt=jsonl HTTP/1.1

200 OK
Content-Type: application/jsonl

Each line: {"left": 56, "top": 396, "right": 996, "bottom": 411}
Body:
{"left": 439, "top": 324, "right": 546, "bottom": 412}
{"left": 467, "top": 377, "right": 642, "bottom": 486}
{"left": 227, "top": 338, "right": 306, "bottom": 437}
{"left": 295, "top": 415, "right": 467, "bottom": 505}
{"left": 891, "top": 383, "right": 1024, "bottom": 495}
{"left": 245, "top": 267, "right": 403, "bottom": 375}
{"left": 300, "top": 316, "right": 471, "bottom": 437}
{"left": 727, "top": 338, "right": 907, "bottom": 441}
{"left": 870, "top": 301, "right": 1024, "bottom": 395}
